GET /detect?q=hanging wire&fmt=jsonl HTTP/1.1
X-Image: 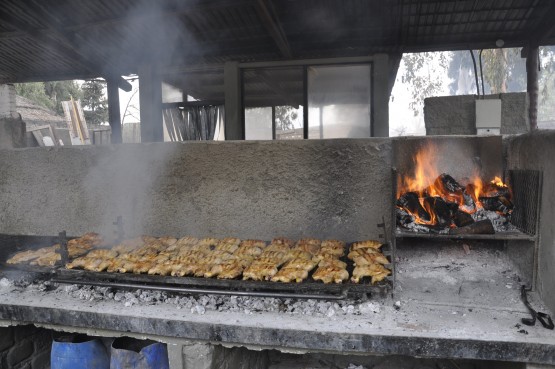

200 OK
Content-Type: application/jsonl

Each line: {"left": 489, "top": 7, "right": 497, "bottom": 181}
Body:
{"left": 469, "top": 49, "right": 480, "bottom": 97}
{"left": 479, "top": 49, "right": 485, "bottom": 96}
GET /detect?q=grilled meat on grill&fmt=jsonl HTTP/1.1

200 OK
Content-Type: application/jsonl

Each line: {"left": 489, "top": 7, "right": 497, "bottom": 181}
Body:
{"left": 271, "top": 267, "right": 309, "bottom": 283}
{"left": 351, "top": 264, "right": 391, "bottom": 284}
{"left": 312, "top": 265, "right": 349, "bottom": 284}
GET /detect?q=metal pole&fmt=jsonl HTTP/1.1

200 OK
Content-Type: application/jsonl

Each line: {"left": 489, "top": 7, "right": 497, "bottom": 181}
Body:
{"left": 107, "top": 78, "right": 122, "bottom": 143}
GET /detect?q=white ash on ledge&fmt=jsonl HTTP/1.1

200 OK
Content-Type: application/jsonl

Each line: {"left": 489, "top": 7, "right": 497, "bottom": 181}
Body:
{"left": 0, "top": 277, "right": 385, "bottom": 318}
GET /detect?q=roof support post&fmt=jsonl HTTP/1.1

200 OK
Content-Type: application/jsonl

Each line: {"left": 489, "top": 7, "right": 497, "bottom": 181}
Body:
{"left": 107, "top": 78, "right": 122, "bottom": 144}
{"left": 372, "top": 54, "right": 390, "bottom": 137}
{"left": 138, "top": 64, "right": 163, "bottom": 142}
{"left": 224, "top": 61, "right": 243, "bottom": 140}
{"left": 526, "top": 46, "right": 539, "bottom": 131}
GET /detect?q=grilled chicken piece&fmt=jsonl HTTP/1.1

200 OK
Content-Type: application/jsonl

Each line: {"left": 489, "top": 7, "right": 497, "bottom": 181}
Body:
{"left": 65, "top": 256, "right": 89, "bottom": 269}
{"left": 86, "top": 249, "right": 118, "bottom": 258}
{"left": 147, "top": 262, "right": 176, "bottom": 276}
{"left": 317, "top": 256, "right": 347, "bottom": 269}
{"left": 177, "top": 236, "right": 199, "bottom": 244}
{"left": 284, "top": 257, "right": 318, "bottom": 272}
{"left": 257, "top": 251, "right": 287, "bottom": 265}
{"left": 205, "top": 260, "right": 244, "bottom": 278}
{"left": 271, "top": 267, "right": 309, "bottom": 283}
{"left": 141, "top": 235, "right": 159, "bottom": 244}
{"left": 215, "top": 243, "right": 239, "bottom": 253}
{"left": 348, "top": 249, "right": 389, "bottom": 266}
{"left": 234, "top": 244, "right": 264, "bottom": 257}
{"left": 240, "top": 239, "right": 266, "bottom": 248}
{"left": 82, "top": 258, "right": 106, "bottom": 272}
{"left": 31, "top": 252, "right": 60, "bottom": 267}
{"left": 351, "top": 264, "right": 391, "bottom": 284}
{"left": 295, "top": 238, "right": 321, "bottom": 254}
{"left": 219, "top": 237, "right": 241, "bottom": 246}
{"left": 265, "top": 243, "right": 290, "bottom": 253}
{"left": 312, "top": 266, "right": 349, "bottom": 284}
{"left": 243, "top": 262, "right": 279, "bottom": 281}
{"left": 113, "top": 237, "right": 145, "bottom": 253}
{"left": 177, "top": 250, "right": 208, "bottom": 260}
{"left": 321, "top": 240, "right": 345, "bottom": 248}
{"left": 285, "top": 249, "right": 312, "bottom": 261}
{"left": 318, "top": 241, "right": 346, "bottom": 257}
{"left": 7, "top": 250, "right": 42, "bottom": 264}
{"left": 157, "top": 236, "right": 178, "bottom": 246}
{"left": 350, "top": 240, "right": 383, "bottom": 251}
{"left": 270, "top": 237, "right": 294, "bottom": 248}
{"left": 171, "top": 263, "right": 198, "bottom": 277}
{"left": 216, "top": 261, "right": 245, "bottom": 279}
{"left": 198, "top": 238, "right": 220, "bottom": 246}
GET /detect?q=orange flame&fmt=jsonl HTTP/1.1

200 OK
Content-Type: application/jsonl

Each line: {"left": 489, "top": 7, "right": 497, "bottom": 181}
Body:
{"left": 397, "top": 144, "right": 439, "bottom": 197}
{"left": 397, "top": 143, "right": 511, "bottom": 226}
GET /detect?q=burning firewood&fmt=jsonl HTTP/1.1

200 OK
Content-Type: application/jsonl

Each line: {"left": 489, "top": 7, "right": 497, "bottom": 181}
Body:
{"left": 396, "top": 192, "right": 431, "bottom": 222}
{"left": 453, "top": 210, "right": 474, "bottom": 227}
{"left": 479, "top": 195, "right": 513, "bottom": 215}
{"left": 422, "top": 196, "right": 452, "bottom": 228}
{"left": 434, "top": 174, "right": 464, "bottom": 193}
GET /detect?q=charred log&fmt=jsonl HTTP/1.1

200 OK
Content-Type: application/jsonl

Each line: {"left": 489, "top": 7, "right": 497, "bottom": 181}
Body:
{"left": 435, "top": 174, "right": 464, "bottom": 193}
{"left": 479, "top": 196, "right": 514, "bottom": 215}
{"left": 446, "top": 201, "right": 459, "bottom": 216}
{"left": 396, "top": 192, "right": 431, "bottom": 222}
{"left": 396, "top": 208, "right": 414, "bottom": 226}
{"left": 448, "top": 219, "right": 494, "bottom": 235}
{"left": 423, "top": 197, "right": 452, "bottom": 227}
{"left": 453, "top": 210, "right": 475, "bottom": 227}
{"left": 460, "top": 192, "right": 476, "bottom": 213}
{"left": 482, "top": 183, "right": 511, "bottom": 199}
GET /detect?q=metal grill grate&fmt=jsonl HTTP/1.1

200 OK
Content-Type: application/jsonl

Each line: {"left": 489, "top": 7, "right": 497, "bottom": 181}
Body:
{"left": 508, "top": 170, "right": 542, "bottom": 236}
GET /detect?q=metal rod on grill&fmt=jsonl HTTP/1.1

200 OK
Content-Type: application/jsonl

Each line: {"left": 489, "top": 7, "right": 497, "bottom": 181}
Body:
{"left": 52, "top": 278, "right": 350, "bottom": 300}
{"left": 58, "top": 231, "right": 69, "bottom": 266}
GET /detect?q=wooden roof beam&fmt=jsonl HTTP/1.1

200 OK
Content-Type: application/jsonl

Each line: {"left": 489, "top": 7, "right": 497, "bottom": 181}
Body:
{"left": 255, "top": 0, "right": 292, "bottom": 58}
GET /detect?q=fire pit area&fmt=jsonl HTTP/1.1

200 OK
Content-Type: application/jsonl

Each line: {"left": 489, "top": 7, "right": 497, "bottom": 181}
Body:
{"left": 0, "top": 134, "right": 554, "bottom": 368}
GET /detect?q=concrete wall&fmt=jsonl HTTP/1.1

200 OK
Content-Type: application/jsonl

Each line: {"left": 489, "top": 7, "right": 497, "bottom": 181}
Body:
{"left": 0, "top": 139, "right": 392, "bottom": 242}
{"left": 424, "top": 93, "right": 529, "bottom": 135}
{"left": 0, "top": 116, "right": 26, "bottom": 149}
{"left": 0, "top": 84, "right": 16, "bottom": 118}
{"left": 506, "top": 130, "right": 555, "bottom": 313}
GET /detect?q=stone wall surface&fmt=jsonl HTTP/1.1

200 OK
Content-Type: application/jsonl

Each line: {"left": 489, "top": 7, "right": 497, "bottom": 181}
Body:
{"left": 0, "top": 139, "right": 393, "bottom": 242}
{"left": 0, "top": 325, "right": 54, "bottom": 369}
{"left": 424, "top": 93, "right": 529, "bottom": 135}
{"left": 506, "top": 130, "right": 555, "bottom": 313}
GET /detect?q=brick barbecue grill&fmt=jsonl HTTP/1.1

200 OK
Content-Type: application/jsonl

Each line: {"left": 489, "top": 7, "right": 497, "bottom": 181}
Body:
{"left": 0, "top": 136, "right": 554, "bottom": 368}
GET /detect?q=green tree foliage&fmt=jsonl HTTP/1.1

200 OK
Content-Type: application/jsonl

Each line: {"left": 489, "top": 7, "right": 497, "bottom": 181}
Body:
{"left": 14, "top": 82, "right": 56, "bottom": 110}
{"left": 401, "top": 47, "right": 555, "bottom": 122}
{"left": 81, "top": 80, "right": 108, "bottom": 125}
{"left": 44, "top": 81, "right": 83, "bottom": 115}
{"left": 401, "top": 51, "right": 452, "bottom": 116}
{"left": 15, "top": 80, "right": 83, "bottom": 115}
{"left": 275, "top": 105, "right": 299, "bottom": 131}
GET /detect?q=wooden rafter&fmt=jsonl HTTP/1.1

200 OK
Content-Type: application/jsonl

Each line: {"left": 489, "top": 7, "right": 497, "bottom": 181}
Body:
{"left": 0, "top": 1, "right": 132, "bottom": 91}
{"left": 255, "top": 0, "right": 292, "bottom": 58}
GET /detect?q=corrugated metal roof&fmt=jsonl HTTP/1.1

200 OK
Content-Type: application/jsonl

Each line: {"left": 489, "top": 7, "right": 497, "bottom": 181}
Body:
{"left": 0, "top": 0, "right": 553, "bottom": 83}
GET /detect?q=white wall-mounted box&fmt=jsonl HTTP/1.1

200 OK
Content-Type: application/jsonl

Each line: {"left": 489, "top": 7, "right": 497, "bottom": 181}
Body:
{"left": 476, "top": 99, "right": 502, "bottom": 129}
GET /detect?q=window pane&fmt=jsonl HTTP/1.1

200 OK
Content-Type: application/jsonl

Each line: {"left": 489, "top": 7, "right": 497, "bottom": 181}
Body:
{"left": 276, "top": 105, "right": 303, "bottom": 140}
{"left": 243, "top": 67, "right": 304, "bottom": 140}
{"left": 245, "top": 107, "right": 272, "bottom": 140}
{"left": 308, "top": 64, "right": 371, "bottom": 138}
